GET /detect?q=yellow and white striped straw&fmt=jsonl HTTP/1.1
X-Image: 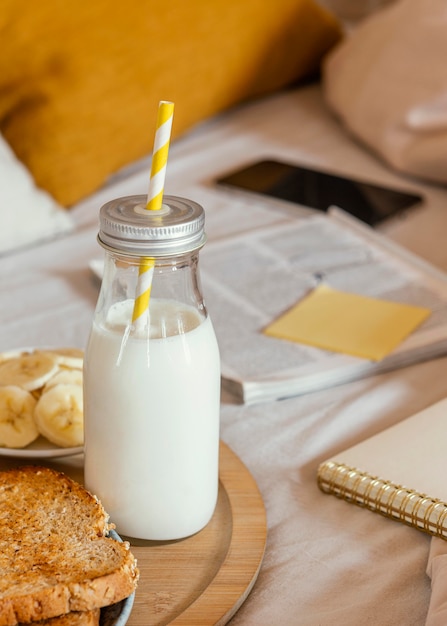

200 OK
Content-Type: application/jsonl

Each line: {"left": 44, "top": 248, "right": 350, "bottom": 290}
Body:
{"left": 132, "top": 257, "right": 156, "bottom": 328}
{"left": 132, "top": 101, "right": 174, "bottom": 329}
{"left": 146, "top": 100, "right": 175, "bottom": 212}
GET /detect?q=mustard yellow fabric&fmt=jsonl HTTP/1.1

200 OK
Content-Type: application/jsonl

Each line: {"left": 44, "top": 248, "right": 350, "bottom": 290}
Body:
{"left": 0, "top": 0, "right": 341, "bottom": 206}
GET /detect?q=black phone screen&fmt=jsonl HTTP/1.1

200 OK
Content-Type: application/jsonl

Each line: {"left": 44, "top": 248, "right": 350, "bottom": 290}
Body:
{"left": 216, "top": 159, "right": 423, "bottom": 226}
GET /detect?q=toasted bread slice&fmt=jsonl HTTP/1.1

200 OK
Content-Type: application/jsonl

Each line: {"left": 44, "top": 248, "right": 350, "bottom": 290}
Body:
{"left": 19, "top": 608, "right": 100, "bottom": 626}
{"left": 0, "top": 467, "right": 138, "bottom": 626}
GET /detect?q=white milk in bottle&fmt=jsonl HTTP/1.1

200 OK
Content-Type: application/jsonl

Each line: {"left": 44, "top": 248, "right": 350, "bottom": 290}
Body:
{"left": 83, "top": 196, "right": 221, "bottom": 540}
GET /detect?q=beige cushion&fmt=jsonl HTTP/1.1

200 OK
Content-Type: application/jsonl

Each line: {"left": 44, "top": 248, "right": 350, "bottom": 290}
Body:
{"left": 323, "top": 0, "right": 447, "bottom": 185}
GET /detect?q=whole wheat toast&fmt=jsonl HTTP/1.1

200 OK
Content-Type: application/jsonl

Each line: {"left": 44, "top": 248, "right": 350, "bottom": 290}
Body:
{"left": 19, "top": 609, "right": 100, "bottom": 626}
{"left": 0, "top": 466, "right": 138, "bottom": 626}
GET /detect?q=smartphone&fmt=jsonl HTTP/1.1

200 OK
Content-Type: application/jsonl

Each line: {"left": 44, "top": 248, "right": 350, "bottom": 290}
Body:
{"left": 216, "top": 159, "right": 423, "bottom": 226}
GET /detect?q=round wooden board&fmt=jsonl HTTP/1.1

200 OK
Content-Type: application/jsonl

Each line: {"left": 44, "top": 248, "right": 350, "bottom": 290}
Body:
{"left": 0, "top": 441, "right": 266, "bottom": 626}
{"left": 125, "top": 441, "right": 267, "bottom": 625}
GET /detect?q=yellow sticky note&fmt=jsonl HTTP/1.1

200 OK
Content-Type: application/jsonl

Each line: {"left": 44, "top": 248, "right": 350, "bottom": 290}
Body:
{"left": 263, "top": 284, "right": 431, "bottom": 361}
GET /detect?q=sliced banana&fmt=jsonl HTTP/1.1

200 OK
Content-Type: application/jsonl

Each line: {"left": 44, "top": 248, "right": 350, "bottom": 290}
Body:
{"left": 0, "top": 386, "right": 39, "bottom": 448}
{"left": 0, "top": 353, "right": 58, "bottom": 391}
{"left": 44, "top": 368, "right": 83, "bottom": 392}
{"left": 34, "top": 384, "right": 83, "bottom": 447}
{"left": 39, "top": 348, "right": 84, "bottom": 370}
{"left": 0, "top": 346, "right": 85, "bottom": 449}
{"left": 0, "top": 349, "right": 29, "bottom": 363}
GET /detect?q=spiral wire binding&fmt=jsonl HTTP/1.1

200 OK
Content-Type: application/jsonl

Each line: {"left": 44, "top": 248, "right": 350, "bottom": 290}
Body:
{"left": 317, "top": 461, "right": 447, "bottom": 539}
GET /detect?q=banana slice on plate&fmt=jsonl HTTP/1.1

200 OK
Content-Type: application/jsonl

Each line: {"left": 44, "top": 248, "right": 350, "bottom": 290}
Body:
{"left": 0, "top": 386, "right": 39, "bottom": 448}
{"left": 43, "top": 368, "right": 83, "bottom": 392}
{"left": 34, "top": 383, "right": 83, "bottom": 447}
{"left": 0, "top": 353, "right": 58, "bottom": 391}
{"left": 0, "top": 349, "right": 29, "bottom": 363}
{"left": 0, "top": 346, "right": 85, "bottom": 452}
{"left": 38, "top": 348, "right": 84, "bottom": 370}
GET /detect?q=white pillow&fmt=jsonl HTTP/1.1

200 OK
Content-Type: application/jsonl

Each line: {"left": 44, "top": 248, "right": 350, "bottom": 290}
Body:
{"left": 0, "top": 134, "right": 73, "bottom": 255}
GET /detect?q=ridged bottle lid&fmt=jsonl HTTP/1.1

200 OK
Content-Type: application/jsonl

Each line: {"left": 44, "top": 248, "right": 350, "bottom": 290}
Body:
{"left": 98, "top": 195, "right": 206, "bottom": 257}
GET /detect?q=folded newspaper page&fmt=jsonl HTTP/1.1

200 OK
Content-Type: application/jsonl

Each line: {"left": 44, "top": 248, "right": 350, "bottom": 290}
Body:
{"left": 200, "top": 210, "right": 447, "bottom": 404}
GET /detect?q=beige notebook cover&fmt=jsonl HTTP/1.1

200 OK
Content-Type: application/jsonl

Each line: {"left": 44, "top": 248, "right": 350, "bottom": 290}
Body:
{"left": 317, "top": 396, "right": 447, "bottom": 538}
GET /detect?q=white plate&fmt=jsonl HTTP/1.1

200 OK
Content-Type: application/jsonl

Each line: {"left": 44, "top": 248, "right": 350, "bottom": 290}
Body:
{"left": 0, "top": 436, "right": 83, "bottom": 458}
{"left": 0, "top": 345, "right": 84, "bottom": 459}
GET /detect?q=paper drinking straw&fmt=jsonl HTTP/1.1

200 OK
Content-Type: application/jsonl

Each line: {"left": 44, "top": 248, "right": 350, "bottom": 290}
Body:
{"left": 132, "top": 257, "right": 155, "bottom": 328}
{"left": 132, "top": 101, "right": 174, "bottom": 328}
{"left": 146, "top": 101, "right": 175, "bottom": 211}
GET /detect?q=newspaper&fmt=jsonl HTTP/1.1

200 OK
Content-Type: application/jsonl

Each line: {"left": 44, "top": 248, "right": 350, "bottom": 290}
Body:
{"left": 200, "top": 209, "right": 447, "bottom": 404}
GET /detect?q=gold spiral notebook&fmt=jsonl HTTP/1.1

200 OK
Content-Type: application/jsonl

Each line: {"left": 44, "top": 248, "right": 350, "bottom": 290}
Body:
{"left": 317, "top": 396, "right": 447, "bottom": 539}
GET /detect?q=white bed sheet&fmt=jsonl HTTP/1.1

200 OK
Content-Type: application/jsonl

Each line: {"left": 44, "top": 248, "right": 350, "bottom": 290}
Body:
{"left": 2, "top": 82, "right": 447, "bottom": 625}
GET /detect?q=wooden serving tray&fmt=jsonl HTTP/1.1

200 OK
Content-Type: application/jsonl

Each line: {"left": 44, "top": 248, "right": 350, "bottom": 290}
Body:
{"left": 127, "top": 441, "right": 267, "bottom": 625}
{"left": 0, "top": 441, "right": 266, "bottom": 625}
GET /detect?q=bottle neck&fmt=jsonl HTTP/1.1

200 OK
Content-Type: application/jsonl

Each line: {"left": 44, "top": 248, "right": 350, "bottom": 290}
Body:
{"left": 95, "top": 250, "right": 207, "bottom": 336}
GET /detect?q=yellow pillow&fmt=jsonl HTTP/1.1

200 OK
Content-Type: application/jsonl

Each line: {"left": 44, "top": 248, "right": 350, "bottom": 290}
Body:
{"left": 0, "top": 0, "right": 341, "bottom": 206}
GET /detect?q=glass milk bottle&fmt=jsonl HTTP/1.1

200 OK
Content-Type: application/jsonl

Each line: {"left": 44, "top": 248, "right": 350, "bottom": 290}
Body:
{"left": 83, "top": 195, "right": 221, "bottom": 540}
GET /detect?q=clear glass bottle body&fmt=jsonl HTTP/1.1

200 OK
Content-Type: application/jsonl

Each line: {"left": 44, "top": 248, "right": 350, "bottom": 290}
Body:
{"left": 84, "top": 242, "right": 220, "bottom": 540}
